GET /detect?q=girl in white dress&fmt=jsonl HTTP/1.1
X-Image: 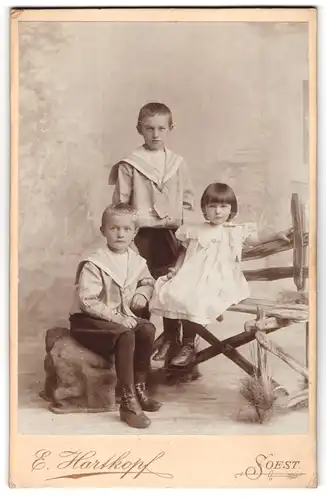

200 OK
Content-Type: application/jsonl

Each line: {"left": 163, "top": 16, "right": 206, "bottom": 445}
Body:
{"left": 150, "top": 182, "right": 291, "bottom": 367}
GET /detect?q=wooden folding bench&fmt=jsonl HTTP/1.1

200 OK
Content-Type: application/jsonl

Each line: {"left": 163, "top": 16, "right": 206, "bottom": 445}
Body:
{"left": 152, "top": 193, "right": 309, "bottom": 401}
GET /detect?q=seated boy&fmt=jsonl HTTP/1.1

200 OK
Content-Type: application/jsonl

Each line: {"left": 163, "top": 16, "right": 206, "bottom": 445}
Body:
{"left": 69, "top": 203, "right": 161, "bottom": 429}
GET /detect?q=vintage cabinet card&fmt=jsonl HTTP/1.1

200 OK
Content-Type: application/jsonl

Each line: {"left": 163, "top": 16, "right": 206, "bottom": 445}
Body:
{"left": 10, "top": 7, "right": 317, "bottom": 488}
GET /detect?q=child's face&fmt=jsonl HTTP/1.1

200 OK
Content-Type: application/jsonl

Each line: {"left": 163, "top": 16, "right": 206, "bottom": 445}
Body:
{"left": 101, "top": 213, "right": 137, "bottom": 253}
{"left": 204, "top": 203, "right": 232, "bottom": 225}
{"left": 138, "top": 114, "right": 171, "bottom": 151}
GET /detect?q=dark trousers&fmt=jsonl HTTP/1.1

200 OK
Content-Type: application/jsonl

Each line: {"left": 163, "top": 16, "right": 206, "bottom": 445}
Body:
{"left": 134, "top": 227, "right": 181, "bottom": 279}
{"left": 134, "top": 227, "right": 181, "bottom": 341}
{"left": 70, "top": 313, "right": 155, "bottom": 386}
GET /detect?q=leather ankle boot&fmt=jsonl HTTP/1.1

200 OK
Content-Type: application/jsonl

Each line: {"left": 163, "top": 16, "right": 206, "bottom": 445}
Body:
{"left": 152, "top": 341, "right": 172, "bottom": 361}
{"left": 135, "top": 382, "right": 162, "bottom": 412}
{"left": 171, "top": 344, "right": 196, "bottom": 367}
{"left": 119, "top": 385, "right": 151, "bottom": 429}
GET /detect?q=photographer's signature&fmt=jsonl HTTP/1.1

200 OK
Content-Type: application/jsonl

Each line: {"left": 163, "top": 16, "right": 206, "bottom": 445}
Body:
{"left": 31, "top": 449, "right": 173, "bottom": 481}
{"left": 235, "top": 453, "right": 306, "bottom": 481}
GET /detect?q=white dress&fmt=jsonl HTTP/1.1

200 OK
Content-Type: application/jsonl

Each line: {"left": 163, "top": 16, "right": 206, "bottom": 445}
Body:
{"left": 149, "top": 222, "right": 252, "bottom": 326}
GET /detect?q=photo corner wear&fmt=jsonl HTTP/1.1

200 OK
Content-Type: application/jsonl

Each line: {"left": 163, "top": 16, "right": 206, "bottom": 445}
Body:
{"left": 150, "top": 222, "right": 253, "bottom": 327}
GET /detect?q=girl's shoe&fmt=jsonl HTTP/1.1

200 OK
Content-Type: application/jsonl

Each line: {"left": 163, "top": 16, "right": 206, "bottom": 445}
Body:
{"left": 170, "top": 344, "right": 196, "bottom": 367}
{"left": 152, "top": 341, "right": 172, "bottom": 361}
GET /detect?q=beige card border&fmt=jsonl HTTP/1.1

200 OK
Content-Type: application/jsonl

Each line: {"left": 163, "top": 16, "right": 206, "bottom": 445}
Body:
{"left": 10, "top": 7, "right": 317, "bottom": 488}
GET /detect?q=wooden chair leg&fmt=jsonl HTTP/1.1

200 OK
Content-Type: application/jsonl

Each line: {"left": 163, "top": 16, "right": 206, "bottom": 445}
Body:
{"left": 191, "top": 323, "right": 287, "bottom": 393}
{"left": 256, "top": 331, "right": 308, "bottom": 380}
{"left": 291, "top": 193, "right": 308, "bottom": 293}
{"left": 194, "top": 325, "right": 281, "bottom": 365}
{"left": 153, "top": 332, "right": 164, "bottom": 352}
{"left": 256, "top": 341, "right": 263, "bottom": 379}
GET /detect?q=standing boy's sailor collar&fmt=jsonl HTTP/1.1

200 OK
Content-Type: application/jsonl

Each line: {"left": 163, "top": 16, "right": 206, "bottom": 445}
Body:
{"left": 114, "top": 146, "right": 184, "bottom": 187}
{"left": 75, "top": 246, "right": 147, "bottom": 288}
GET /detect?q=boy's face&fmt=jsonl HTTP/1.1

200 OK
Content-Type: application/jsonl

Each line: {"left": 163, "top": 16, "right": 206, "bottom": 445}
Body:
{"left": 101, "top": 213, "right": 137, "bottom": 253}
{"left": 138, "top": 114, "right": 171, "bottom": 151}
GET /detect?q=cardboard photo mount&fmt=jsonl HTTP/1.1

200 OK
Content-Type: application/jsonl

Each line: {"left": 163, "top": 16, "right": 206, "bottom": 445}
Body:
{"left": 10, "top": 7, "right": 317, "bottom": 488}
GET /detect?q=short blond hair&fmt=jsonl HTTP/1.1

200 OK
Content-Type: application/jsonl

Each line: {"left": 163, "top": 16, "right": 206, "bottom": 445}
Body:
{"left": 101, "top": 203, "right": 137, "bottom": 227}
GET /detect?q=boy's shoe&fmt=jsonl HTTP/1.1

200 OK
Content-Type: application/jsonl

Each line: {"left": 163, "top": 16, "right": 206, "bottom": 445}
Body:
{"left": 135, "top": 382, "right": 162, "bottom": 412}
{"left": 119, "top": 385, "right": 151, "bottom": 429}
{"left": 170, "top": 344, "right": 196, "bottom": 367}
{"left": 152, "top": 341, "right": 172, "bottom": 361}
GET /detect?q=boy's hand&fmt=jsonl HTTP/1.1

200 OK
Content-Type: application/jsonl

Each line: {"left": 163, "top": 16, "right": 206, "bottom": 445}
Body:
{"left": 113, "top": 313, "right": 137, "bottom": 328}
{"left": 121, "top": 316, "right": 138, "bottom": 329}
{"left": 130, "top": 294, "right": 147, "bottom": 311}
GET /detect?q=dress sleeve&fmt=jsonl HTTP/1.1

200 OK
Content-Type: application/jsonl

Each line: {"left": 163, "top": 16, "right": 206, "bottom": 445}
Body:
{"left": 226, "top": 224, "right": 252, "bottom": 261}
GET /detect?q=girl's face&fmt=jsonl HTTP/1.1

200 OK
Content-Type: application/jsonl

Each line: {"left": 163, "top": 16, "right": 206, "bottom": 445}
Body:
{"left": 204, "top": 202, "right": 232, "bottom": 225}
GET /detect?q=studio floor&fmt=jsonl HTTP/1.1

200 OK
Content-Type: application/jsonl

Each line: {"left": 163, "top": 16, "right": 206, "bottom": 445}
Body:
{"left": 17, "top": 306, "right": 309, "bottom": 436}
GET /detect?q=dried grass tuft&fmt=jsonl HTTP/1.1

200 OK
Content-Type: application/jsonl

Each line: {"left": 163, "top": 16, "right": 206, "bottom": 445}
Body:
{"left": 237, "top": 339, "right": 309, "bottom": 424}
{"left": 237, "top": 343, "right": 283, "bottom": 424}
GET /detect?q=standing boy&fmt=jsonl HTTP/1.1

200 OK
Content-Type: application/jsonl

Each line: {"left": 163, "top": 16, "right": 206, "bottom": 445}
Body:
{"left": 109, "top": 103, "right": 195, "bottom": 361}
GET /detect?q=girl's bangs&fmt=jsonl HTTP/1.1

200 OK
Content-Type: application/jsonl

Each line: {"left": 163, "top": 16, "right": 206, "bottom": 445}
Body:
{"left": 207, "top": 189, "right": 234, "bottom": 205}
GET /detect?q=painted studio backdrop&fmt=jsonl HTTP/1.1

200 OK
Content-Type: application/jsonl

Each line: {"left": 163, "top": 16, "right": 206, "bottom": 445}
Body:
{"left": 18, "top": 21, "right": 309, "bottom": 434}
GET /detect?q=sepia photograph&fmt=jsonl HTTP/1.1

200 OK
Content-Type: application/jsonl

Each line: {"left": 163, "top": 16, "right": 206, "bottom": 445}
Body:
{"left": 10, "top": 7, "right": 317, "bottom": 488}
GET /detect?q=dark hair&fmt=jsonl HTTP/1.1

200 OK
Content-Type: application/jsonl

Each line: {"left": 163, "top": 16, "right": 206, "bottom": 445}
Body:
{"left": 200, "top": 183, "right": 238, "bottom": 221}
{"left": 101, "top": 203, "right": 137, "bottom": 227}
{"left": 137, "top": 102, "right": 173, "bottom": 130}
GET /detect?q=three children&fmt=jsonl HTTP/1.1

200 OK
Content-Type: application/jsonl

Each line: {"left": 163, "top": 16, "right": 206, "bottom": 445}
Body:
{"left": 69, "top": 102, "right": 292, "bottom": 430}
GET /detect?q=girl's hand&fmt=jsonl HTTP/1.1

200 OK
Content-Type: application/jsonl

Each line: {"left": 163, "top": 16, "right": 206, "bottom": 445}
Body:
{"left": 130, "top": 294, "right": 148, "bottom": 311}
{"left": 244, "top": 227, "right": 293, "bottom": 247}
{"left": 276, "top": 228, "right": 293, "bottom": 243}
{"left": 166, "top": 267, "right": 177, "bottom": 280}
